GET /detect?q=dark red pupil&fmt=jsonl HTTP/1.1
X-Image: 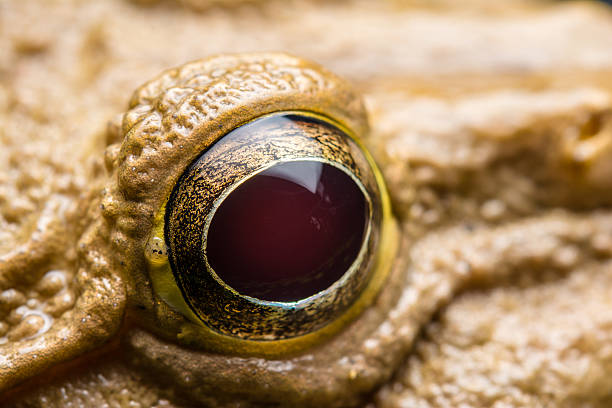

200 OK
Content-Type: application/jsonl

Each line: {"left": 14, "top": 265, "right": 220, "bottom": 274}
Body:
{"left": 206, "top": 161, "right": 367, "bottom": 302}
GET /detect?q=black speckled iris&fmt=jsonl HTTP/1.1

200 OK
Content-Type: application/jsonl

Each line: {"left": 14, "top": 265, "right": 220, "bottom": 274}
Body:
{"left": 207, "top": 161, "right": 367, "bottom": 302}
{"left": 165, "top": 113, "right": 383, "bottom": 339}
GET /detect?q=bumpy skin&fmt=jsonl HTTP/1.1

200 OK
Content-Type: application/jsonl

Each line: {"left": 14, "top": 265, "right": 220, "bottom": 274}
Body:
{"left": 2, "top": 0, "right": 612, "bottom": 407}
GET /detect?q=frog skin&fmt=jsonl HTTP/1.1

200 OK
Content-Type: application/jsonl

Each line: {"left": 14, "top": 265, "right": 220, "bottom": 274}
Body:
{"left": 2, "top": 1, "right": 612, "bottom": 407}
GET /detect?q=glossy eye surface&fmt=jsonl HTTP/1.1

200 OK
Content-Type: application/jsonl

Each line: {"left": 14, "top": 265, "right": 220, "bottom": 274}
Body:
{"left": 207, "top": 160, "right": 367, "bottom": 302}
{"left": 162, "top": 113, "right": 385, "bottom": 340}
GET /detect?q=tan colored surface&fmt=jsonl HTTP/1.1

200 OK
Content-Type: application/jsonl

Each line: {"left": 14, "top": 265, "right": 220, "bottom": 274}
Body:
{"left": 1, "top": 0, "right": 612, "bottom": 406}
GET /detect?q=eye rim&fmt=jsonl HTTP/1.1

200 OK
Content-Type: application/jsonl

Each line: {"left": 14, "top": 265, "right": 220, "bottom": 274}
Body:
{"left": 144, "top": 110, "right": 398, "bottom": 354}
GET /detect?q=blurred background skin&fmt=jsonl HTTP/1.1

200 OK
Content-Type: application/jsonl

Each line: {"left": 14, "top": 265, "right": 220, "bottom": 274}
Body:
{"left": 2, "top": 1, "right": 612, "bottom": 407}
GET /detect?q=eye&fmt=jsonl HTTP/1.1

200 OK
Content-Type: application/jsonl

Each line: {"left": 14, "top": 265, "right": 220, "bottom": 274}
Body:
{"left": 157, "top": 112, "right": 382, "bottom": 340}
{"left": 108, "top": 54, "right": 397, "bottom": 354}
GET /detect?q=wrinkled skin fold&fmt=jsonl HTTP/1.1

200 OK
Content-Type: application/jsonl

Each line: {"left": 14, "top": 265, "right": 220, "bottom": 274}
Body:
{"left": 1, "top": 0, "right": 612, "bottom": 407}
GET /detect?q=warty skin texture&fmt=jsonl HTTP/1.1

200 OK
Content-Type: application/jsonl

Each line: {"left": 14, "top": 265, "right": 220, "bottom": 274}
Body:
{"left": 2, "top": 0, "right": 612, "bottom": 406}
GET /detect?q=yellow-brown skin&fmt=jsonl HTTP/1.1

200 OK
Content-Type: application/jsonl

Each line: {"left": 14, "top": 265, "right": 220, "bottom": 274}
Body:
{"left": 2, "top": 0, "right": 612, "bottom": 406}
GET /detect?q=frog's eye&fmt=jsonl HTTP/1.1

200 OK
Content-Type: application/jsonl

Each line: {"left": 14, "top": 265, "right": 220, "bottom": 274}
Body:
{"left": 159, "top": 112, "right": 383, "bottom": 340}
{"left": 108, "top": 54, "right": 396, "bottom": 353}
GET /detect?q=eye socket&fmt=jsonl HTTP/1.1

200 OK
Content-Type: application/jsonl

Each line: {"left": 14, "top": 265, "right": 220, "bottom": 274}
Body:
{"left": 159, "top": 113, "right": 383, "bottom": 340}
{"left": 109, "top": 53, "right": 398, "bottom": 354}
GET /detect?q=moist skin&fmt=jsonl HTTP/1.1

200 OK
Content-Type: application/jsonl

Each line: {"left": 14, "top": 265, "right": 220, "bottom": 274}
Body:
{"left": 1, "top": 1, "right": 612, "bottom": 407}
